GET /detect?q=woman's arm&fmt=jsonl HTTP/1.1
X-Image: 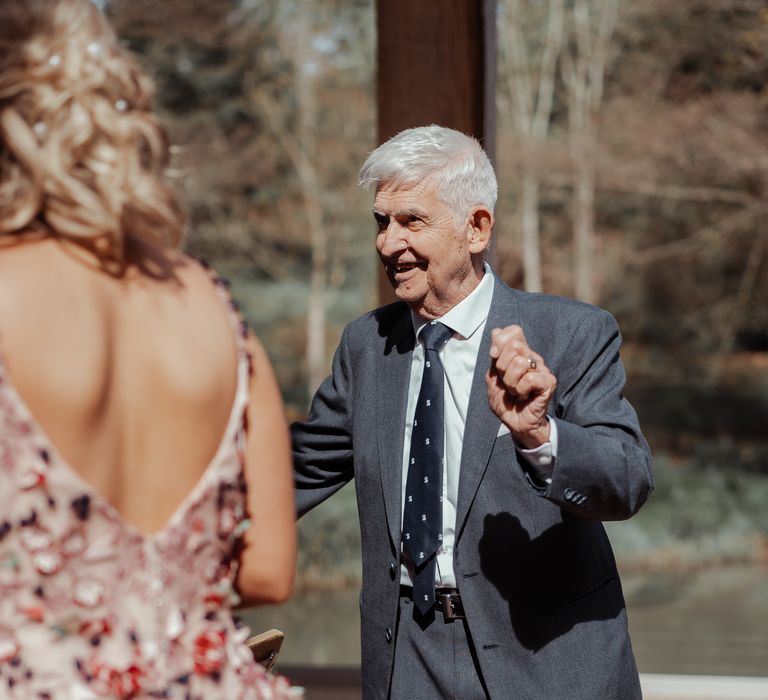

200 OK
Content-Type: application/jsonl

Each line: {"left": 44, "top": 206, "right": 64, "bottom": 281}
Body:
{"left": 235, "top": 333, "right": 297, "bottom": 606}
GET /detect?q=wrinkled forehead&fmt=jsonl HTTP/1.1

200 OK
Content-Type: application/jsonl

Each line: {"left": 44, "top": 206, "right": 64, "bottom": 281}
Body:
{"left": 374, "top": 176, "right": 444, "bottom": 206}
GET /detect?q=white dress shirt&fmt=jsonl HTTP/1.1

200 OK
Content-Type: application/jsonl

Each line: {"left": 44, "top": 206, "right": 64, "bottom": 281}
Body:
{"left": 399, "top": 266, "right": 558, "bottom": 587}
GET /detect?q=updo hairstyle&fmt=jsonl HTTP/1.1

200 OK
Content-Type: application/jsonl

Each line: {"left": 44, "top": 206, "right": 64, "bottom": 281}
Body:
{"left": 0, "top": 0, "right": 184, "bottom": 261}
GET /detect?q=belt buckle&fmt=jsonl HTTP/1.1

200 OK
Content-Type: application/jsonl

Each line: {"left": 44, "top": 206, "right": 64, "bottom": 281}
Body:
{"left": 439, "top": 592, "right": 464, "bottom": 620}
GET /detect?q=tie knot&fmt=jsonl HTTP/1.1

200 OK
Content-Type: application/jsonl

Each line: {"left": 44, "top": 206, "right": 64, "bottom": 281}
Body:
{"left": 419, "top": 321, "right": 453, "bottom": 351}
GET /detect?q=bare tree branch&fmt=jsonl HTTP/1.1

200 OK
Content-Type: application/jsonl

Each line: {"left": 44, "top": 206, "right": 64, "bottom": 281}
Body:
{"left": 628, "top": 205, "right": 763, "bottom": 265}
{"left": 711, "top": 228, "right": 767, "bottom": 378}
{"left": 594, "top": 179, "right": 757, "bottom": 205}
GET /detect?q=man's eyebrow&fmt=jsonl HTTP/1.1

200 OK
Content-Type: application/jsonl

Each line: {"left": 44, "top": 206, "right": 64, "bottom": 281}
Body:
{"left": 373, "top": 207, "right": 427, "bottom": 218}
{"left": 400, "top": 207, "right": 427, "bottom": 218}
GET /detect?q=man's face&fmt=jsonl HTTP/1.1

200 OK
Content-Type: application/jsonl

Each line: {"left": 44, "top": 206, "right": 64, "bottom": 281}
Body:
{"left": 373, "top": 180, "right": 484, "bottom": 320}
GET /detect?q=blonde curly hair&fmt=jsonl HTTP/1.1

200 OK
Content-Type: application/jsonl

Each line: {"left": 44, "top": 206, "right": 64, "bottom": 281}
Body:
{"left": 0, "top": 0, "right": 183, "bottom": 260}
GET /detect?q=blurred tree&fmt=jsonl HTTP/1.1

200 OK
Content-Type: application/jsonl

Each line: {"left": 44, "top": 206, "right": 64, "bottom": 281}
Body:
{"left": 498, "top": 0, "right": 565, "bottom": 293}
{"left": 106, "top": 0, "right": 767, "bottom": 397}
{"left": 560, "top": 0, "right": 620, "bottom": 304}
{"left": 495, "top": 0, "right": 768, "bottom": 380}
{"left": 108, "top": 0, "right": 376, "bottom": 407}
{"left": 253, "top": 8, "right": 332, "bottom": 400}
{"left": 596, "top": 0, "right": 768, "bottom": 375}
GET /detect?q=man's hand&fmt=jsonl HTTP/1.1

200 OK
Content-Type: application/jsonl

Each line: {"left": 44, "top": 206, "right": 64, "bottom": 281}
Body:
{"left": 485, "top": 325, "right": 557, "bottom": 449}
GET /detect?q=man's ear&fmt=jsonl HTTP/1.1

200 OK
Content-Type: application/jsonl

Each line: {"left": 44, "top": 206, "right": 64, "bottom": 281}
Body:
{"left": 467, "top": 206, "right": 494, "bottom": 254}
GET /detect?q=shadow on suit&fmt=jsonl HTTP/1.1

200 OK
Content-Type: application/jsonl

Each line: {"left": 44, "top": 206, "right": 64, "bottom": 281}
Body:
{"left": 479, "top": 511, "right": 625, "bottom": 651}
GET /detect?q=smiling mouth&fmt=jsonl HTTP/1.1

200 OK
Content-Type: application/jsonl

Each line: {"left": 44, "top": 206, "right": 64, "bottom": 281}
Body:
{"left": 392, "top": 262, "right": 426, "bottom": 274}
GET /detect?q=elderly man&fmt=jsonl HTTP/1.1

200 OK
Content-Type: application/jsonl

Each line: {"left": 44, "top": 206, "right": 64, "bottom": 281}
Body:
{"left": 292, "top": 125, "right": 653, "bottom": 699}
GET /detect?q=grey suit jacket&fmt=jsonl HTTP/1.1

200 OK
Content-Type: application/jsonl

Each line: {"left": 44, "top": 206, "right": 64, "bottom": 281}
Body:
{"left": 292, "top": 276, "right": 653, "bottom": 699}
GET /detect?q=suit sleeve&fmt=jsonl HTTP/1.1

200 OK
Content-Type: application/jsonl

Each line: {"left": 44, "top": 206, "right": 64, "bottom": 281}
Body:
{"left": 291, "top": 324, "right": 355, "bottom": 518}
{"left": 541, "top": 308, "right": 654, "bottom": 521}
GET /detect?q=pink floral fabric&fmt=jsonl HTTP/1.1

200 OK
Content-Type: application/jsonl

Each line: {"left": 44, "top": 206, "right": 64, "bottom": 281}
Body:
{"left": 0, "top": 268, "right": 297, "bottom": 699}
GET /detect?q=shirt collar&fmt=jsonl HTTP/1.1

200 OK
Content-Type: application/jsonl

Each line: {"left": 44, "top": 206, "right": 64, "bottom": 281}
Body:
{"left": 411, "top": 263, "right": 495, "bottom": 342}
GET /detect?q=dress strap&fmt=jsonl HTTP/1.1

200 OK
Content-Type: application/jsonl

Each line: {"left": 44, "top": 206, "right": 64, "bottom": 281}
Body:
{"left": 194, "top": 259, "right": 253, "bottom": 439}
{"left": 196, "top": 259, "right": 251, "bottom": 363}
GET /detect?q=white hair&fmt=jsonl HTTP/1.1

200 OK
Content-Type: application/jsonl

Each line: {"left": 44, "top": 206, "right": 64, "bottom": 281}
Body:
{"left": 358, "top": 125, "right": 497, "bottom": 220}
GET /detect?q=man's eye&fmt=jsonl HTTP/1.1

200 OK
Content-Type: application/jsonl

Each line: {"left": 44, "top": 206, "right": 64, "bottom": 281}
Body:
{"left": 402, "top": 214, "right": 424, "bottom": 228}
{"left": 374, "top": 213, "right": 388, "bottom": 229}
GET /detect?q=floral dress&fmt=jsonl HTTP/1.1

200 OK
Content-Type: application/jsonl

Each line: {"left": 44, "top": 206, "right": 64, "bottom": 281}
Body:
{"left": 0, "top": 269, "right": 297, "bottom": 699}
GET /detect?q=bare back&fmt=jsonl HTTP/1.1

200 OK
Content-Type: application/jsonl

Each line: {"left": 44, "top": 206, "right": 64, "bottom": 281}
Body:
{"left": 0, "top": 236, "right": 239, "bottom": 535}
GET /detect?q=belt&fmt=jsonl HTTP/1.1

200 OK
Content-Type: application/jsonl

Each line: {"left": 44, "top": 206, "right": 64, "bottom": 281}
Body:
{"left": 400, "top": 585, "right": 466, "bottom": 620}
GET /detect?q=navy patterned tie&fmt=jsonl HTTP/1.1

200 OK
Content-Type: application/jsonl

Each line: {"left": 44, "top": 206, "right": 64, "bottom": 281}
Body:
{"left": 402, "top": 320, "right": 453, "bottom": 615}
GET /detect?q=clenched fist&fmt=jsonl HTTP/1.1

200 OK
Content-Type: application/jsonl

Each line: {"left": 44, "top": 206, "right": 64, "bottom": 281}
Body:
{"left": 485, "top": 325, "right": 557, "bottom": 449}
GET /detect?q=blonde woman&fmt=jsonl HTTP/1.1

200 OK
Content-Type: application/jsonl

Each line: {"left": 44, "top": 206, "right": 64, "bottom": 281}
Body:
{"left": 0, "top": 0, "right": 297, "bottom": 697}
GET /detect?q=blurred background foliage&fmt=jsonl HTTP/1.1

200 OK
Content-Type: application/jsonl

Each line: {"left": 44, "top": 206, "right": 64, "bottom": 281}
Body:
{"left": 105, "top": 0, "right": 767, "bottom": 659}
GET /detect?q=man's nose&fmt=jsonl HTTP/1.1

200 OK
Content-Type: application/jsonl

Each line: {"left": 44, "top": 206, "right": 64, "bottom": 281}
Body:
{"left": 378, "top": 222, "right": 408, "bottom": 258}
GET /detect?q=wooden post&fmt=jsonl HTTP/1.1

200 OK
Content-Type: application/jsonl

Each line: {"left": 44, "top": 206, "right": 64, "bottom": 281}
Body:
{"left": 375, "top": 0, "right": 497, "bottom": 305}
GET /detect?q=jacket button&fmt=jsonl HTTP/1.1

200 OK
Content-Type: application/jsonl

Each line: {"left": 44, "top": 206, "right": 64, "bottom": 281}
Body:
{"left": 564, "top": 488, "right": 574, "bottom": 500}
{"left": 389, "top": 561, "right": 396, "bottom": 580}
{"left": 385, "top": 627, "right": 392, "bottom": 643}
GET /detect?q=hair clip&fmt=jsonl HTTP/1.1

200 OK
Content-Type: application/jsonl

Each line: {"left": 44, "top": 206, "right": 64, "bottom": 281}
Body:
{"left": 48, "top": 55, "right": 61, "bottom": 67}
{"left": 33, "top": 122, "right": 47, "bottom": 137}
{"left": 115, "top": 100, "right": 128, "bottom": 112}
{"left": 87, "top": 42, "right": 102, "bottom": 57}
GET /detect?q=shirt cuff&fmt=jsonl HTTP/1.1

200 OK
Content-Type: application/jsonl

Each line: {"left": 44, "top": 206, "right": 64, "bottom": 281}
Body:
{"left": 516, "top": 416, "right": 558, "bottom": 484}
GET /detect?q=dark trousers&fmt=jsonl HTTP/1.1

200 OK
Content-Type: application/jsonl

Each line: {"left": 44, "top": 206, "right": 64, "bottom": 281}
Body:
{"left": 389, "top": 591, "right": 490, "bottom": 700}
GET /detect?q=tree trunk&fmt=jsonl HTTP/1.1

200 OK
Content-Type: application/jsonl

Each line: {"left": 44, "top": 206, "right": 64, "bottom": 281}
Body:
{"left": 521, "top": 173, "right": 543, "bottom": 292}
{"left": 561, "top": 0, "right": 619, "bottom": 304}
{"left": 306, "top": 249, "right": 327, "bottom": 399}
{"left": 253, "top": 82, "right": 330, "bottom": 403}
{"left": 294, "top": 13, "right": 328, "bottom": 402}
{"left": 502, "top": 0, "right": 564, "bottom": 293}
{"left": 298, "top": 77, "right": 328, "bottom": 400}
{"left": 573, "top": 137, "right": 596, "bottom": 303}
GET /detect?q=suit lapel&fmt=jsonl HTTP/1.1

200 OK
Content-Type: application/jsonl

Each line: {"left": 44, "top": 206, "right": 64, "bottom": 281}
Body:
{"left": 455, "top": 279, "right": 521, "bottom": 540}
{"left": 376, "top": 312, "right": 415, "bottom": 548}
